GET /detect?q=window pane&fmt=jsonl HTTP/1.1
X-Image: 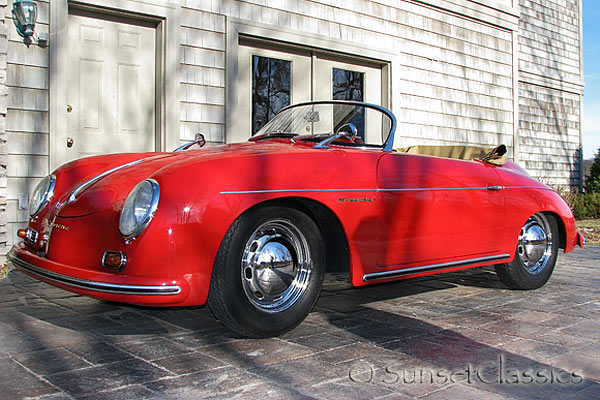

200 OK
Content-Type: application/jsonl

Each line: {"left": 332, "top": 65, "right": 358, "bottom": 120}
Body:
{"left": 333, "top": 68, "right": 364, "bottom": 101}
{"left": 332, "top": 68, "right": 365, "bottom": 139}
{"left": 252, "top": 56, "right": 291, "bottom": 134}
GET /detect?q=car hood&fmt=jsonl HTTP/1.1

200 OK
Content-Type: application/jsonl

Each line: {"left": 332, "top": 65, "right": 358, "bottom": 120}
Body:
{"left": 54, "top": 140, "right": 315, "bottom": 217}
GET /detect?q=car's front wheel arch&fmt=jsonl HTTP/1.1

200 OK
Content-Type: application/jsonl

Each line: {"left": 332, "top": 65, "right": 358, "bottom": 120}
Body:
{"left": 542, "top": 211, "right": 566, "bottom": 250}
{"left": 232, "top": 197, "right": 350, "bottom": 274}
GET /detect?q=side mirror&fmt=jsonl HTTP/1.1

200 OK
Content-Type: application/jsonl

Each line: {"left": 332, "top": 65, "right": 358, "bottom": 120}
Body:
{"left": 173, "top": 133, "right": 207, "bottom": 152}
{"left": 336, "top": 123, "right": 358, "bottom": 143}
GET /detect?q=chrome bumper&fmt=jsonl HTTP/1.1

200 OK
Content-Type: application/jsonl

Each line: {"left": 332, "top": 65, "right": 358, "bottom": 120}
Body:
{"left": 8, "top": 248, "right": 181, "bottom": 296}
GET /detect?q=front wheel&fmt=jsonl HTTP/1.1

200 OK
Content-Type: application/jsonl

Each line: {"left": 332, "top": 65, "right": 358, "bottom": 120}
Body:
{"left": 495, "top": 213, "right": 559, "bottom": 290}
{"left": 208, "top": 206, "right": 325, "bottom": 338}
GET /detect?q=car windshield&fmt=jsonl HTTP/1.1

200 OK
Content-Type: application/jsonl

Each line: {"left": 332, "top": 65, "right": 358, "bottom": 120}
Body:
{"left": 252, "top": 101, "right": 395, "bottom": 148}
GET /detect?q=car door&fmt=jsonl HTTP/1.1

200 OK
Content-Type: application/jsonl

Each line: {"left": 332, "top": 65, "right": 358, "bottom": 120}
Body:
{"left": 376, "top": 152, "right": 506, "bottom": 270}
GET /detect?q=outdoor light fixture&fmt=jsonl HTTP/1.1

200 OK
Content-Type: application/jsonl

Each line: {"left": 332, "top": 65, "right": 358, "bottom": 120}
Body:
{"left": 11, "top": 0, "right": 47, "bottom": 47}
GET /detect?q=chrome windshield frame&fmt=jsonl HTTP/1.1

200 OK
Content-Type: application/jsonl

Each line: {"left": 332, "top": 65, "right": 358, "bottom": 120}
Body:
{"left": 252, "top": 100, "right": 397, "bottom": 152}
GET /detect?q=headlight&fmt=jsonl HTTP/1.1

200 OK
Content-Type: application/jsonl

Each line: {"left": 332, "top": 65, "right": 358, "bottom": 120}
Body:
{"left": 29, "top": 175, "right": 56, "bottom": 217}
{"left": 119, "top": 179, "right": 160, "bottom": 239}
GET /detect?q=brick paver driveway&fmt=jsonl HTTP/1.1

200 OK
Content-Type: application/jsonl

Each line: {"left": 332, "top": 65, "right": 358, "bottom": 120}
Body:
{"left": 1, "top": 246, "right": 599, "bottom": 399}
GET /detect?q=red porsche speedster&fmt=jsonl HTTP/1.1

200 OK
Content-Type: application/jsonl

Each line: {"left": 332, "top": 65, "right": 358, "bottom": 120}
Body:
{"left": 8, "top": 101, "right": 583, "bottom": 337}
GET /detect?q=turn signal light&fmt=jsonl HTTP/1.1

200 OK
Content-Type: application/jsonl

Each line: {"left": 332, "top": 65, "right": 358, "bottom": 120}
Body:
{"left": 19, "top": 227, "right": 38, "bottom": 244}
{"left": 102, "top": 251, "right": 127, "bottom": 272}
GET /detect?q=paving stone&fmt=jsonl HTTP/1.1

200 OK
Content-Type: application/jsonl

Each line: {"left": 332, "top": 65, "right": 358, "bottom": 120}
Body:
{"left": 315, "top": 342, "right": 414, "bottom": 367}
{"left": 114, "top": 337, "right": 194, "bottom": 361}
{"left": 279, "top": 321, "right": 330, "bottom": 340}
{"left": 0, "top": 357, "right": 59, "bottom": 398}
{"left": 535, "top": 331, "right": 594, "bottom": 349}
{"left": 478, "top": 318, "right": 557, "bottom": 339}
{"left": 496, "top": 338, "right": 571, "bottom": 362}
{"left": 14, "top": 282, "right": 81, "bottom": 300}
{"left": 45, "top": 358, "right": 173, "bottom": 396}
{"left": 421, "top": 382, "right": 507, "bottom": 400}
{"left": 0, "top": 330, "right": 48, "bottom": 355}
{"left": 383, "top": 337, "right": 503, "bottom": 369}
{"left": 248, "top": 354, "right": 346, "bottom": 389}
{"left": 574, "top": 341, "right": 600, "bottom": 360}
{"left": 1, "top": 246, "right": 598, "bottom": 398}
{"left": 556, "top": 319, "right": 600, "bottom": 339}
{"left": 12, "top": 348, "right": 92, "bottom": 376}
{"left": 64, "top": 341, "right": 133, "bottom": 366}
{"left": 546, "top": 352, "right": 600, "bottom": 381}
{"left": 12, "top": 302, "right": 79, "bottom": 320}
{"left": 10, "top": 319, "right": 97, "bottom": 348}
{"left": 153, "top": 350, "right": 228, "bottom": 375}
{"left": 286, "top": 331, "right": 358, "bottom": 351}
{"left": 49, "top": 296, "right": 123, "bottom": 314}
{"left": 462, "top": 369, "right": 593, "bottom": 400}
{"left": 197, "top": 338, "right": 316, "bottom": 368}
{"left": 93, "top": 318, "right": 189, "bottom": 342}
{"left": 420, "top": 326, "right": 518, "bottom": 348}
{"left": 300, "top": 376, "right": 396, "bottom": 399}
{"left": 567, "top": 383, "right": 600, "bottom": 400}
{"left": 168, "top": 326, "right": 241, "bottom": 348}
{"left": 77, "top": 384, "right": 157, "bottom": 400}
{"left": 144, "top": 367, "right": 297, "bottom": 398}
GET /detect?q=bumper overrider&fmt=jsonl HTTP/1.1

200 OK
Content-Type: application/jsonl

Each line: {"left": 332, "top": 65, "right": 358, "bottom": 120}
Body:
{"left": 8, "top": 242, "right": 188, "bottom": 305}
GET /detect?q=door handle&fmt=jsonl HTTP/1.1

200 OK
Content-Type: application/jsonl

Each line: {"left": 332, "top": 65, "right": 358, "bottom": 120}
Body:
{"left": 67, "top": 137, "right": 74, "bottom": 148}
{"left": 486, "top": 185, "right": 503, "bottom": 191}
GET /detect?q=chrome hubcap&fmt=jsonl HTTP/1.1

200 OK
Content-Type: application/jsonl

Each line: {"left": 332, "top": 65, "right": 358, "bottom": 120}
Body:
{"left": 241, "top": 219, "right": 312, "bottom": 313}
{"left": 517, "top": 214, "right": 552, "bottom": 275}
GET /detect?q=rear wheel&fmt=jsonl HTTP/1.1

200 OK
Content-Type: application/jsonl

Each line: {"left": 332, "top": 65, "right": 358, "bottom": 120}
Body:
{"left": 208, "top": 206, "right": 325, "bottom": 338}
{"left": 495, "top": 213, "right": 559, "bottom": 289}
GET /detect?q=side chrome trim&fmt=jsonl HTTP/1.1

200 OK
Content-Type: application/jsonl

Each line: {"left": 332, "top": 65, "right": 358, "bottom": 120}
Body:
{"left": 220, "top": 186, "right": 551, "bottom": 195}
{"left": 503, "top": 186, "right": 553, "bottom": 190}
{"left": 68, "top": 158, "right": 148, "bottom": 203}
{"left": 221, "top": 188, "right": 378, "bottom": 195}
{"left": 362, "top": 254, "right": 511, "bottom": 282}
{"left": 8, "top": 252, "right": 181, "bottom": 296}
{"left": 380, "top": 187, "right": 497, "bottom": 192}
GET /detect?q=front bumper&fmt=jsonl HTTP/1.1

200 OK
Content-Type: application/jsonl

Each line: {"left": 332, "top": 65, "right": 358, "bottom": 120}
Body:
{"left": 8, "top": 242, "right": 190, "bottom": 306}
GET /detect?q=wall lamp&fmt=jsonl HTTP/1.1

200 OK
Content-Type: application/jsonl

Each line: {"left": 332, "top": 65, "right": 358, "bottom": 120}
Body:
{"left": 12, "top": 0, "right": 47, "bottom": 47}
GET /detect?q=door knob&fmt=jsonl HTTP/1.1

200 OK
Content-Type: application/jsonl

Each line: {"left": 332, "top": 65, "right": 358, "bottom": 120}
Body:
{"left": 67, "top": 104, "right": 73, "bottom": 113}
{"left": 67, "top": 137, "right": 74, "bottom": 148}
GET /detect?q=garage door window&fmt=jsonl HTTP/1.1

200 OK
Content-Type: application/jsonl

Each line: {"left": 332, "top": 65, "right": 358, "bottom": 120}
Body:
{"left": 252, "top": 55, "right": 291, "bottom": 134}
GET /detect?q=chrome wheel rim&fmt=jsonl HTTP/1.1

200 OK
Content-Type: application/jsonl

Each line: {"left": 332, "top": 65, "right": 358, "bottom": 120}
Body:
{"left": 241, "top": 219, "right": 312, "bottom": 313}
{"left": 517, "top": 214, "right": 553, "bottom": 275}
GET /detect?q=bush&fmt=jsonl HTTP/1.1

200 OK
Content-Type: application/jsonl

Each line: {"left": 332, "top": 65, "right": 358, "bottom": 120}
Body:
{"left": 585, "top": 148, "right": 600, "bottom": 193}
{"left": 551, "top": 184, "right": 577, "bottom": 210}
{"left": 572, "top": 192, "right": 600, "bottom": 219}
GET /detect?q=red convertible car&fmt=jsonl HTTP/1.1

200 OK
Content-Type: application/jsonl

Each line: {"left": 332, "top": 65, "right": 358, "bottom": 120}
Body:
{"left": 9, "top": 101, "right": 583, "bottom": 337}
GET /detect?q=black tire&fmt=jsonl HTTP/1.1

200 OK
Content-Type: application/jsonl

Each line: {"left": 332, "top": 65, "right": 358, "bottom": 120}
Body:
{"left": 208, "top": 206, "right": 325, "bottom": 338}
{"left": 494, "top": 213, "right": 559, "bottom": 290}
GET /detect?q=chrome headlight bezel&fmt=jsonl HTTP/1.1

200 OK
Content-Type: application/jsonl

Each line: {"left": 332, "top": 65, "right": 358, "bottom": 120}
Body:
{"left": 119, "top": 179, "right": 160, "bottom": 239}
{"left": 29, "top": 175, "right": 56, "bottom": 217}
